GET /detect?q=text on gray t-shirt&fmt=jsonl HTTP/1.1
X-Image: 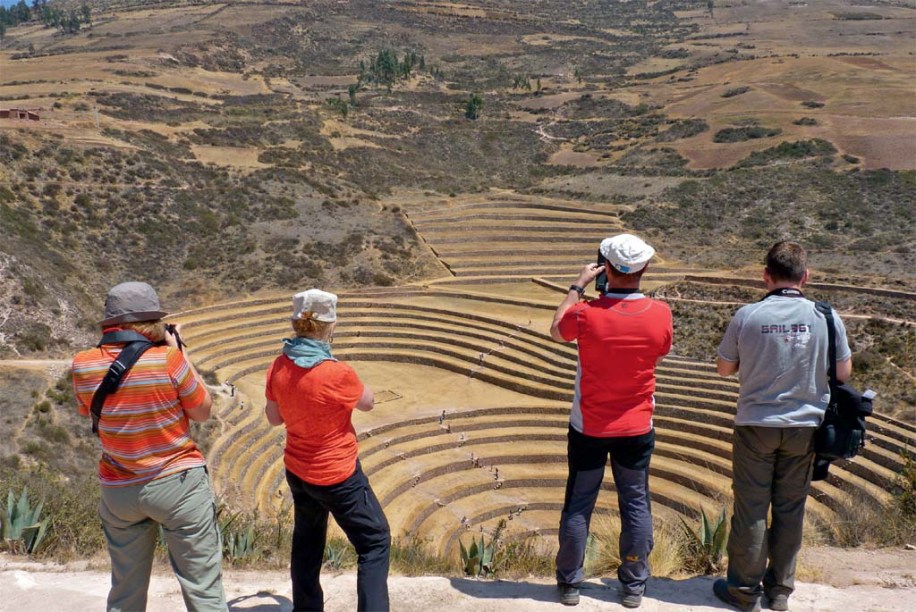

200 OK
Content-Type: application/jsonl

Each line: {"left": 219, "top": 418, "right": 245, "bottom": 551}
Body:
{"left": 717, "top": 296, "right": 852, "bottom": 427}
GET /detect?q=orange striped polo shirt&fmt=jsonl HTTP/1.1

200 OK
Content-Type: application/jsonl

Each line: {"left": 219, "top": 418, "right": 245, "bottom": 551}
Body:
{"left": 72, "top": 342, "right": 208, "bottom": 487}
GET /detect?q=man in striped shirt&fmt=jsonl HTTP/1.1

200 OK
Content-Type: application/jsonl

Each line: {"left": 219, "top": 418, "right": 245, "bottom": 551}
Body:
{"left": 72, "top": 281, "right": 226, "bottom": 611}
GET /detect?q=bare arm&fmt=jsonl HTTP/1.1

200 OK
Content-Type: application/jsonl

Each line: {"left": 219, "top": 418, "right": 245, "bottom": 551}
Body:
{"left": 550, "top": 263, "right": 603, "bottom": 342}
{"left": 166, "top": 324, "right": 212, "bottom": 422}
{"left": 716, "top": 357, "right": 739, "bottom": 377}
{"left": 836, "top": 358, "right": 852, "bottom": 383}
{"left": 265, "top": 399, "right": 283, "bottom": 426}
{"left": 355, "top": 385, "right": 375, "bottom": 412}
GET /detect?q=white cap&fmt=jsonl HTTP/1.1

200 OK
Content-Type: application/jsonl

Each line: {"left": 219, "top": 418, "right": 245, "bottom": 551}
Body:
{"left": 599, "top": 234, "right": 655, "bottom": 274}
{"left": 291, "top": 289, "right": 337, "bottom": 322}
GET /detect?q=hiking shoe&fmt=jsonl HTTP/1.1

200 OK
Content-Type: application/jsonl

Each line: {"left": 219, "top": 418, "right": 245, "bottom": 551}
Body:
{"left": 766, "top": 593, "right": 789, "bottom": 611}
{"left": 713, "top": 578, "right": 761, "bottom": 612}
{"left": 621, "top": 591, "right": 643, "bottom": 608}
{"left": 557, "top": 583, "right": 580, "bottom": 606}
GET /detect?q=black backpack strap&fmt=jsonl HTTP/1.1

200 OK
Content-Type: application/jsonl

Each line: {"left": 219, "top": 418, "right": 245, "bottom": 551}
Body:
{"left": 815, "top": 301, "right": 838, "bottom": 412}
{"left": 91, "top": 335, "right": 155, "bottom": 435}
{"left": 97, "top": 330, "right": 152, "bottom": 347}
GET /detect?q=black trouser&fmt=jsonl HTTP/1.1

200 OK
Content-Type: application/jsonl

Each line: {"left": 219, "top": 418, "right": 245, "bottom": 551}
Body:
{"left": 286, "top": 462, "right": 391, "bottom": 612}
{"left": 556, "top": 427, "right": 655, "bottom": 594}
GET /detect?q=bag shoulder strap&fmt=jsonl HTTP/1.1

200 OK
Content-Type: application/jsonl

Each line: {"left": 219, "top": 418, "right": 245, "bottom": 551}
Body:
{"left": 90, "top": 334, "right": 155, "bottom": 435}
{"left": 815, "top": 301, "right": 838, "bottom": 411}
{"left": 97, "top": 330, "right": 152, "bottom": 347}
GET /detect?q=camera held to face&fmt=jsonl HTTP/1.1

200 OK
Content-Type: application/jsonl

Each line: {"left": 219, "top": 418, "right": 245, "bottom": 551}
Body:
{"left": 165, "top": 323, "right": 186, "bottom": 352}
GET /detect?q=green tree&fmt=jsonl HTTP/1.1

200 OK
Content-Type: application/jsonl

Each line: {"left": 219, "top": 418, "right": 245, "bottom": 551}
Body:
{"left": 66, "top": 10, "right": 80, "bottom": 34}
{"left": 464, "top": 93, "right": 483, "bottom": 120}
{"left": 348, "top": 83, "right": 358, "bottom": 107}
{"left": 80, "top": 3, "right": 91, "bottom": 27}
{"left": 14, "top": 0, "right": 31, "bottom": 24}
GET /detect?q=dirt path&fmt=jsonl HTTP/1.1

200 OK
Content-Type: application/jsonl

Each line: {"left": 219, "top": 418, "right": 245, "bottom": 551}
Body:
{"left": 2, "top": 548, "right": 913, "bottom": 611}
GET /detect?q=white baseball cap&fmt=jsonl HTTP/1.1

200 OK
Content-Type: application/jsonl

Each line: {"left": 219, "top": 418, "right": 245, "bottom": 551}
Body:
{"left": 599, "top": 234, "right": 655, "bottom": 274}
{"left": 291, "top": 289, "right": 337, "bottom": 322}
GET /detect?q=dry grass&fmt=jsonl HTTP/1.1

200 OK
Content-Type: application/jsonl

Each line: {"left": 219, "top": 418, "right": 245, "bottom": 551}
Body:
{"left": 585, "top": 514, "right": 687, "bottom": 579}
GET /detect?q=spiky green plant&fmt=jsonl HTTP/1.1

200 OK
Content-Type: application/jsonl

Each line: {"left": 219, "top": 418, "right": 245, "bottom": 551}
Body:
{"left": 324, "top": 538, "right": 351, "bottom": 570}
{"left": 459, "top": 532, "right": 495, "bottom": 577}
{"left": 680, "top": 506, "right": 728, "bottom": 574}
{"left": 216, "top": 504, "right": 262, "bottom": 565}
{"left": 1, "top": 488, "right": 50, "bottom": 554}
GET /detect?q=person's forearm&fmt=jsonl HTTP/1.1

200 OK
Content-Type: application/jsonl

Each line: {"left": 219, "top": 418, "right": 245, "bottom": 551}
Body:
{"left": 550, "top": 263, "right": 601, "bottom": 341}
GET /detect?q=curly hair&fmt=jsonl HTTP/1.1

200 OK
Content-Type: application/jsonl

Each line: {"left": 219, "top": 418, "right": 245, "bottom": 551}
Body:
{"left": 292, "top": 316, "right": 334, "bottom": 340}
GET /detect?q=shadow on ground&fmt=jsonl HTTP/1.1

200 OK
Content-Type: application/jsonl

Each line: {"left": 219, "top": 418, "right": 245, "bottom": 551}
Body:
{"left": 449, "top": 575, "right": 730, "bottom": 609}
{"left": 229, "top": 590, "right": 293, "bottom": 611}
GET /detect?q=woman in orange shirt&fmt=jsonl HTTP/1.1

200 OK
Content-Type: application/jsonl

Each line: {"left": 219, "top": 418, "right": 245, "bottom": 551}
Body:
{"left": 265, "top": 289, "right": 390, "bottom": 612}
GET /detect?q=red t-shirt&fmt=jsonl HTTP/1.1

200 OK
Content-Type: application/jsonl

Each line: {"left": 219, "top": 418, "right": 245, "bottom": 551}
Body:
{"left": 558, "top": 293, "right": 672, "bottom": 437}
{"left": 265, "top": 357, "right": 364, "bottom": 486}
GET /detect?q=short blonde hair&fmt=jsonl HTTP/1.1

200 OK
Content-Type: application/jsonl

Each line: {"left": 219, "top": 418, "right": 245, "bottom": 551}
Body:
{"left": 120, "top": 320, "right": 167, "bottom": 343}
{"left": 292, "top": 317, "right": 334, "bottom": 340}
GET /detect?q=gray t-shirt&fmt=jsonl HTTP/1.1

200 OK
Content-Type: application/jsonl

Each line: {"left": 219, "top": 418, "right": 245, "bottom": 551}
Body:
{"left": 717, "top": 295, "right": 852, "bottom": 427}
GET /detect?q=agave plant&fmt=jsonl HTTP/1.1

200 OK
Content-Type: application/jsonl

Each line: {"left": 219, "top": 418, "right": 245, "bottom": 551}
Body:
{"left": 680, "top": 506, "right": 728, "bottom": 574}
{"left": 1, "top": 488, "right": 50, "bottom": 555}
{"left": 459, "top": 533, "right": 496, "bottom": 577}
{"left": 216, "top": 504, "right": 262, "bottom": 564}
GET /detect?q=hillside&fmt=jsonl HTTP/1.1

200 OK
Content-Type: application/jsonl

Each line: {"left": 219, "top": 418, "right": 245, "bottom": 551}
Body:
{"left": 1, "top": 0, "right": 914, "bottom": 356}
{"left": 0, "top": 0, "right": 914, "bottom": 588}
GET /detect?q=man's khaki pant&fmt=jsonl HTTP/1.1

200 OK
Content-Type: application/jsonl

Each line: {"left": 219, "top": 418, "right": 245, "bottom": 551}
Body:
{"left": 99, "top": 467, "right": 227, "bottom": 612}
{"left": 724, "top": 426, "right": 815, "bottom": 606}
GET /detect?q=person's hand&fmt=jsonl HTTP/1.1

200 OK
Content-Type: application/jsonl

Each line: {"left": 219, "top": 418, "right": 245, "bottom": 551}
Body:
{"left": 576, "top": 263, "right": 603, "bottom": 286}
{"left": 164, "top": 323, "right": 182, "bottom": 349}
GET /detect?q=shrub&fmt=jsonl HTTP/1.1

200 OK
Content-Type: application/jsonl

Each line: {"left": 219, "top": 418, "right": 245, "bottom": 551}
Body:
{"left": 680, "top": 507, "right": 728, "bottom": 574}
{"left": 721, "top": 86, "right": 750, "bottom": 98}
{"left": 656, "top": 118, "right": 708, "bottom": 142}
{"left": 894, "top": 452, "right": 916, "bottom": 522}
{"left": 324, "top": 536, "right": 357, "bottom": 570}
{"left": 713, "top": 126, "right": 781, "bottom": 143}
{"left": 585, "top": 514, "right": 685, "bottom": 578}
{"left": 801, "top": 100, "right": 825, "bottom": 109}
{"left": 217, "top": 505, "right": 266, "bottom": 566}
{"left": 735, "top": 139, "right": 837, "bottom": 168}
{"left": 465, "top": 93, "right": 483, "bottom": 120}
{"left": 459, "top": 531, "right": 496, "bottom": 577}
{"left": 793, "top": 117, "right": 817, "bottom": 126}
{"left": 390, "top": 531, "right": 452, "bottom": 575}
{"left": 1, "top": 488, "right": 50, "bottom": 555}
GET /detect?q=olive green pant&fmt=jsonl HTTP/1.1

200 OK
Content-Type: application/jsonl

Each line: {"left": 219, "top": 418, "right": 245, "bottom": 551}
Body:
{"left": 724, "top": 426, "right": 815, "bottom": 606}
{"left": 99, "top": 467, "right": 227, "bottom": 612}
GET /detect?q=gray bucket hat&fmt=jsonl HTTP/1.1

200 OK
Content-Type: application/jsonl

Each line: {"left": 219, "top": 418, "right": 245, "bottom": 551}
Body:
{"left": 100, "top": 281, "right": 168, "bottom": 326}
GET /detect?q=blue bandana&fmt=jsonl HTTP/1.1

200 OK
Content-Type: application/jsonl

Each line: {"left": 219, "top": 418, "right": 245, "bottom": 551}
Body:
{"left": 282, "top": 337, "right": 337, "bottom": 369}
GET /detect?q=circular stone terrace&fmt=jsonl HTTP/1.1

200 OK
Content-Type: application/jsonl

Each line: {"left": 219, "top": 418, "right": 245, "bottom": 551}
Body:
{"left": 176, "top": 195, "right": 915, "bottom": 558}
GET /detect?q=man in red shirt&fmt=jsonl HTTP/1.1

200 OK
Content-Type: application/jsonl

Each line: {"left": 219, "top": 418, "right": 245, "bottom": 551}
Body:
{"left": 550, "top": 234, "right": 672, "bottom": 608}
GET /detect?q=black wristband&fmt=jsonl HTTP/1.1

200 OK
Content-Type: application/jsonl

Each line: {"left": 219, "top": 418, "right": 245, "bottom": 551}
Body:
{"left": 569, "top": 284, "right": 585, "bottom": 297}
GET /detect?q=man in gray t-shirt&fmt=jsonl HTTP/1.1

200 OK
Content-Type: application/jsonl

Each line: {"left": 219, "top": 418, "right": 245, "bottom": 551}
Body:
{"left": 712, "top": 241, "right": 852, "bottom": 612}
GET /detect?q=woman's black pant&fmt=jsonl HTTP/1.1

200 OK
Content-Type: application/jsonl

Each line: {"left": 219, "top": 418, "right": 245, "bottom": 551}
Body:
{"left": 286, "top": 462, "right": 391, "bottom": 611}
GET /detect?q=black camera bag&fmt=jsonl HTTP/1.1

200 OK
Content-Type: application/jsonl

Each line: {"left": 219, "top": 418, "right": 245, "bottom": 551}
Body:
{"left": 813, "top": 302, "right": 874, "bottom": 466}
